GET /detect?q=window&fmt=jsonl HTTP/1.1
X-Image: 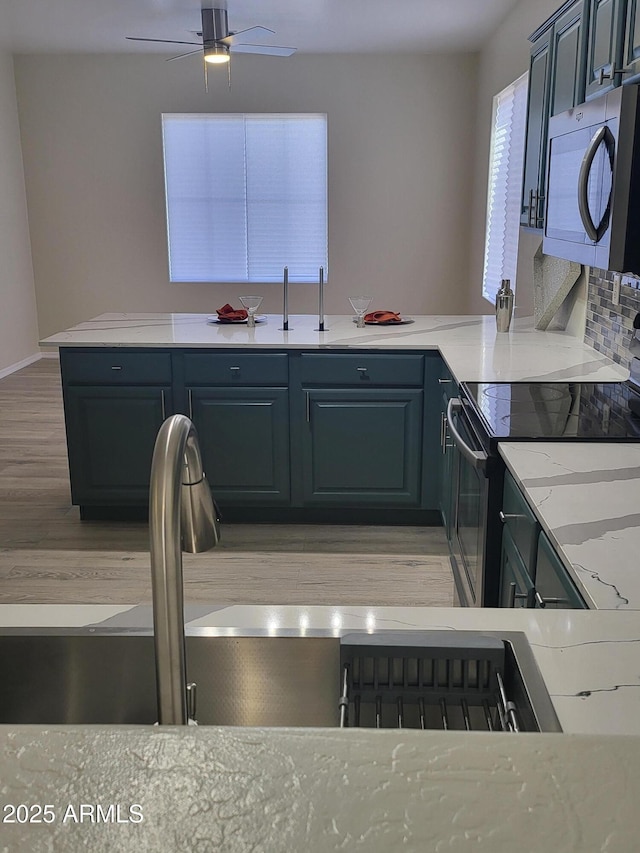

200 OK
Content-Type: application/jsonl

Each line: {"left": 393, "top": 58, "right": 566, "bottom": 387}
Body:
{"left": 162, "top": 113, "right": 328, "bottom": 283}
{"left": 482, "top": 73, "right": 528, "bottom": 304}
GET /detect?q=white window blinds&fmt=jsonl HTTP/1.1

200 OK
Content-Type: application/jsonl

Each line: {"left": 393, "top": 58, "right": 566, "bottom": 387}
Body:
{"left": 482, "top": 73, "right": 528, "bottom": 304}
{"left": 162, "top": 113, "right": 328, "bottom": 283}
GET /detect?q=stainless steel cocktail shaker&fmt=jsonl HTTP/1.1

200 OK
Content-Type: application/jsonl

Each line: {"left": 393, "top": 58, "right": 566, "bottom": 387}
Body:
{"left": 495, "top": 279, "right": 514, "bottom": 332}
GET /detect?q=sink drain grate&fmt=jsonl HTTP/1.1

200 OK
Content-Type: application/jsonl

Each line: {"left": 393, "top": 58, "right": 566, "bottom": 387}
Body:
{"left": 339, "top": 632, "right": 522, "bottom": 732}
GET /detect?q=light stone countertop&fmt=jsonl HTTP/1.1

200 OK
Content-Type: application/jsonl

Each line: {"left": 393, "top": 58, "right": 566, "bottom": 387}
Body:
{"left": 40, "top": 312, "right": 629, "bottom": 383}
{"left": 0, "top": 725, "right": 638, "bottom": 852}
{"left": 499, "top": 442, "right": 640, "bottom": 610}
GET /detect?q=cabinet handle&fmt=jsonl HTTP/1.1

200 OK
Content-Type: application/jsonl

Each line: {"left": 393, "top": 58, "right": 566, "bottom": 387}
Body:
{"left": 440, "top": 412, "right": 445, "bottom": 452}
{"left": 507, "top": 582, "right": 529, "bottom": 609}
{"left": 356, "top": 366, "right": 368, "bottom": 373}
{"left": 527, "top": 189, "right": 536, "bottom": 228}
{"left": 111, "top": 365, "right": 123, "bottom": 371}
{"left": 597, "top": 63, "right": 631, "bottom": 86}
{"left": 499, "top": 511, "right": 524, "bottom": 523}
{"left": 188, "top": 388, "right": 193, "bottom": 420}
{"left": 305, "top": 391, "right": 310, "bottom": 423}
{"left": 534, "top": 591, "right": 566, "bottom": 609}
{"left": 438, "top": 378, "right": 452, "bottom": 384}
{"left": 161, "top": 389, "right": 166, "bottom": 420}
{"left": 229, "top": 366, "right": 240, "bottom": 372}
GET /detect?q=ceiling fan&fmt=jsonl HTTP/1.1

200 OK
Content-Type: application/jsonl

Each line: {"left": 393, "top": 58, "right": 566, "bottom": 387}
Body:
{"left": 126, "top": 7, "right": 296, "bottom": 69}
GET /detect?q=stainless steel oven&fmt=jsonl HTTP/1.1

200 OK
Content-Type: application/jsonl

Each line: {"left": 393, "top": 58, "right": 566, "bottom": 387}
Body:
{"left": 446, "top": 398, "right": 495, "bottom": 607}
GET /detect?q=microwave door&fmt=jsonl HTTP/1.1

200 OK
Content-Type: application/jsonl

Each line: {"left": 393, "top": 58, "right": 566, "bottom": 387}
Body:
{"left": 578, "top": 124, "right": 615, "bottom": 243}
{"left": 545, "top": 127, "right": 595, "bottom": 244}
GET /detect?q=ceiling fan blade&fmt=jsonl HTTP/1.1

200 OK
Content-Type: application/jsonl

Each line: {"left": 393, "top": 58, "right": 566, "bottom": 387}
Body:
{"left": 229, "top": 44, "right": 297, "bottom": 57}
{"left": 166, "top": 49, "right": 204, "bottom": 62}
{"left": 126, "top": 37, "right": 202, "bottom": 46}
{"left": 219, "top": 26, "right": 275, "bottom": 46}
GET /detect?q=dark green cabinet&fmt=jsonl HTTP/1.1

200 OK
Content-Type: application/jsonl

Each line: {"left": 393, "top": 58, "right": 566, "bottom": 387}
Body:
{"left": 551, "top": 1, "right": 588, "bottom": 114}
{"left": 622, "top": 0, "right": 640, "bottom": 81}
{"left": 188, "top": 387, "right": 290, "bottom": 505}
{"left": 60, "top": 347, "right": 444, "bottom": 521}
{"left": 522, "top": 27, "right": 554, "bottom": 228}
{"left": 64, "top": 384, "right": 171, "bottom": 507}
{"left": 498, "top": 471, "right": 588, "bottom": 609}
{"left": 499, "top": 527, "right": 536, "bottom": 608}
{"left": 535, "top": 531, "right": 588, "bottom": 608}
{"left": 299, "top": 388, "right": 423, "bottom": 507}
{"left": 522, "top": 1, "right": 587, "bottom": 229}
{"left": 584, "top": 0, "right": 627, "bottom": 99}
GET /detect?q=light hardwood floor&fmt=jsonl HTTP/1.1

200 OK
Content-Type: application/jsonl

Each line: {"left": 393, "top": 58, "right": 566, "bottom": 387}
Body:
{"left": 0, "top": 359, "right": 453, "bottom": 606}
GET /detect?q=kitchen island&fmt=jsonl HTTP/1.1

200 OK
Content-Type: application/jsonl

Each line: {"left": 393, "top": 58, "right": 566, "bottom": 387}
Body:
{"left": 40, "top": 312, "right": 629, "bottom": 524}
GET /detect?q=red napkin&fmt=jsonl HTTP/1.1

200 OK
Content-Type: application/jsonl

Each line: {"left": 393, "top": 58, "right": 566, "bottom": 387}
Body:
{"left": 364, "top": 310, "right": 402, "bottom": 323}
{"left": 217, "top": 303, "right": 248, "bottom": 322}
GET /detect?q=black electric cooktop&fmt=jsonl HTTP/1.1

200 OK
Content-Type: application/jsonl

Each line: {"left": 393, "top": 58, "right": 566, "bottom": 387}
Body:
{"left": 461, "top": 381, "right": 640, "bottom": 442}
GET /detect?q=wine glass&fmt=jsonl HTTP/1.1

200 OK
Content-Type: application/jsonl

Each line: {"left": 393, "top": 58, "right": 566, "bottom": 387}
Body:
{"left": 238, "top": 295, "right": 264, "bottom": 328}
{"left": 349, "top": 296, "right": 373, "bottom": 328}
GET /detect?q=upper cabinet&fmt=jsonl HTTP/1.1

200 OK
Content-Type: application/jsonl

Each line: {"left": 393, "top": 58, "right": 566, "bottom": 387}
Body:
{"left": 521, "top": 0, "right": 587, "bottom": 228}
{"left": 622, "top": 0, "right": 640, "bottom": 81}
{"left": 584, "top": 0, "right": 627, "bottom": 99}
{"left": 521, "top": 27, "right": 553, "bottom": 228}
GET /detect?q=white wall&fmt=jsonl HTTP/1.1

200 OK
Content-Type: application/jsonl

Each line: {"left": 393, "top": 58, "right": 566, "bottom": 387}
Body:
{"left": 468, "top": 0, "right": 570, "bottom": 318}
{"left": 0, "top": 48, "right": 38, "bottom": 372}
{"left": 14, "top": 52, "right": 479, "bottom": 338}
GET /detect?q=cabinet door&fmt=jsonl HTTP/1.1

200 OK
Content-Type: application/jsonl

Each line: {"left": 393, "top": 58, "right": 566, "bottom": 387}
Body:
{"left": 189, "top": 387, "right": 290, "bottom": 505}
{"left": 622, "top": 0, "right": 640, "bottom": 82}
{"left": 550, "top": 1, "right": 587, "bottom": 116}
{"left": 300, "top": 389, "right": 423, "bottom": 506}
{"left": 64, "top": 385, "right": 171, "bottom": 504}
{"left": 521, "top": 29, "right": 553, "bottom": 227}
{"left": 499, "top": 527, "right": 535, "bottom": 608}
{"left": 584, "top": 0, "right": 627, "bottom": 99}
{"left": 535, "top": 531, "right": 588, "bottom": 608}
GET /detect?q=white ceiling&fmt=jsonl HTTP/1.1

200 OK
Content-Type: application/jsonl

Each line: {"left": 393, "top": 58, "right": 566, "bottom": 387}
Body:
{"left": 1, "top": 0, "right": 521, "bottom": 55}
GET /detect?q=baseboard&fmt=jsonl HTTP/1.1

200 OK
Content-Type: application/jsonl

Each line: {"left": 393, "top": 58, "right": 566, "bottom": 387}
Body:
{"left": 40, "top": 349, "right": 59, "bottom": 360}
{"left": 0, "top": 352, "right": 43, "bottom": 380}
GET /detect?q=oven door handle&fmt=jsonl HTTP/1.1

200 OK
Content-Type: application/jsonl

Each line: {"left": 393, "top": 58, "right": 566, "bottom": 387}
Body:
{"left": 446, "top": 398, "right": 488, "bottom": 472}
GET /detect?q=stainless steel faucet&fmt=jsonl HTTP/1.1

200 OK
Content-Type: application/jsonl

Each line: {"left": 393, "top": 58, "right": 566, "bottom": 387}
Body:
{"left": 149, "top": 414, "right": 220, "bottom": 725}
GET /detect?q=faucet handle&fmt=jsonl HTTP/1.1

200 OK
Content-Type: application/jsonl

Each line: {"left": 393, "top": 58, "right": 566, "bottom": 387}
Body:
{"left": 186, "top": 682, "right": 197, "bottom": 724}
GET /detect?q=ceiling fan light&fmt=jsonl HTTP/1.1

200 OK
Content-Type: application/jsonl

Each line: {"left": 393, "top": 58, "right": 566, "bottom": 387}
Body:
{"left": 204, "top": 45, "right": 230, "bottom": 64}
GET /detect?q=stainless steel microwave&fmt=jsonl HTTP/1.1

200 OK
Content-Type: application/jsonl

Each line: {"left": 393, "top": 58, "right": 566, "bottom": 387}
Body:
{"left": 543, "top": 84, "right": 640, "bottom": 274}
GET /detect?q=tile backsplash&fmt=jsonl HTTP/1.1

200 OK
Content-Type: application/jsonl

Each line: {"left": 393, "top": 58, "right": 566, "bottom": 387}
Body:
{"left": 584, "top": 267, "right": 640, "bottom": 368}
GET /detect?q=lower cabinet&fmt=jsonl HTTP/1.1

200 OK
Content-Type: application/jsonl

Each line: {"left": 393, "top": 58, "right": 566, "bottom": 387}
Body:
{"left": 499, "top": 471, "right": 588, "bottom": 609}
{"left": 64, "top": 384, "right": 172, "bottom": 506}
{"left": 535, "top": 530, "right": 587, "bottom": 608}
{"left": 299, "top": 388, "right": 423, "bottom": 506}
{"left": 59, "top": 347, "right": 441, "bottom": 519}
{"left": 499, "top": 527, "right": 536, "bottom": 608}
{"left": 188, "top": 387, "right": 290, "bottom": 505}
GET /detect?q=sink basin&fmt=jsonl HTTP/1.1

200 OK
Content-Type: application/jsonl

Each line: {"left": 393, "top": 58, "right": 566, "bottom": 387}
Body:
{"left": 0, "top": 629, "right": 561, "bottom": 731}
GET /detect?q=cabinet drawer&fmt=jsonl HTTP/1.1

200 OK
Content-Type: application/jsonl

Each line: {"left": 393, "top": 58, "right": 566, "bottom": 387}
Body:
{"left": 299, "top": 354, "right": 424, "bottom": 386}
{"left": 184, "top": 353, "right": 288, "bottom": 386}
{"left": 61, "top": 350, "right": 172, "bottom": 385}
{"left": 501, "top": 471, "right": 540, "bottom": 573}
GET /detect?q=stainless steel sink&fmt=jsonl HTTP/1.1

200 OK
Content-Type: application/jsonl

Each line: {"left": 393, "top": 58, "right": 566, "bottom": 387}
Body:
{"left": 0, "top": 629, "right": 561, "bottom": 731}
